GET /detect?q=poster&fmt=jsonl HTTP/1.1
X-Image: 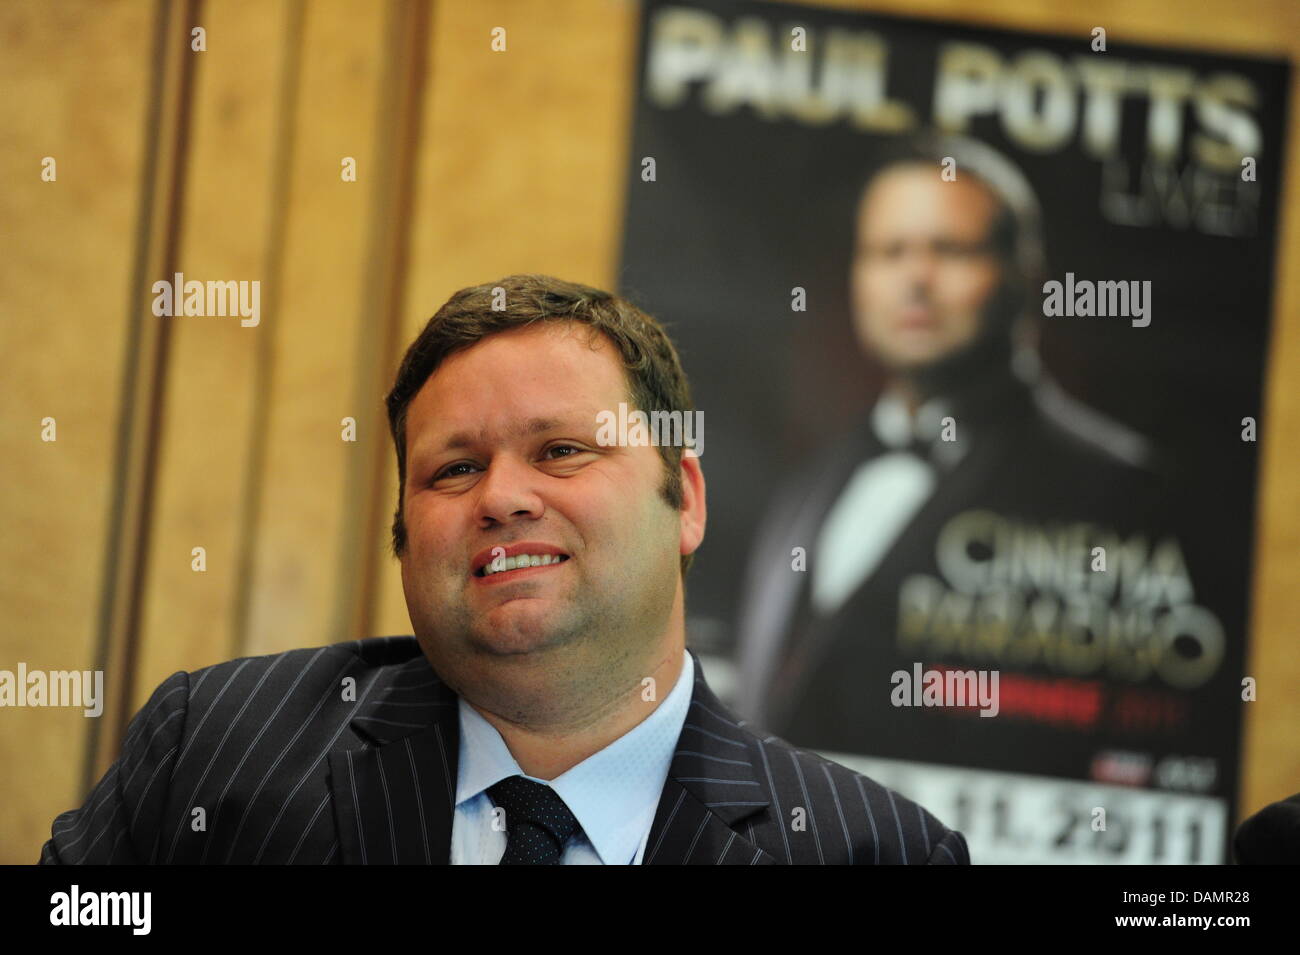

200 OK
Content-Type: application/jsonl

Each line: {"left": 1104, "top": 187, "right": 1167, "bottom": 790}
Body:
{"left": 618, "top": 0, "right": 1289, "bottom": 863}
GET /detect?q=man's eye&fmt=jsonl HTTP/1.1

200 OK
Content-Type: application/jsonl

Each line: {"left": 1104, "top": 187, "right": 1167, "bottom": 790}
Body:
{"left": 935, "top": 240, "right": 987, "bottom": 258}
{"left": 432, "top": 447, "right": 583, "bottom": 482}
{"left": 865, "top": 243, "right": 903, "bottom": 260}
{"left": 434, "top": 462, "right": 477, "bottom": 481}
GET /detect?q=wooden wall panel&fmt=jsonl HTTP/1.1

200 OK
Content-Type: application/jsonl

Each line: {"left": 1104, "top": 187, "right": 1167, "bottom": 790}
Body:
{"left": 241, "top": 0, "right": 389, "bottom": 657}
{"left": 133, "top": 0, "right": 292, "bottom": 701}
{"left": 0, "top": 0, "right": 154, "bottom": 863}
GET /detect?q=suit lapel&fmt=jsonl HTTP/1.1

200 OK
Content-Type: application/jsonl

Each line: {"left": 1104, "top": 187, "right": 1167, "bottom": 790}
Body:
{"left": 643, "top": 652, "right": 776, "bottom": 865}
{"left": 328, "top": 648, "right": 776, "bottom": 865}
{"left": 328, "top": 653, "right": 461, "bottom": 864}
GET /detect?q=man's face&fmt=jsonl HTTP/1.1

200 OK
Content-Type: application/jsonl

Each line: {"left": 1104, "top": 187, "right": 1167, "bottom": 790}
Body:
{"left": 851, "top": 166, "right": 1003, "bottom": 372}
{"left": 398, "top": 322, "right": 689, "bottom": 682}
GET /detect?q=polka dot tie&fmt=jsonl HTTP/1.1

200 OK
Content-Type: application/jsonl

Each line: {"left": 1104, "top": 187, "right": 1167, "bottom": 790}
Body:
{"left": 487, "top": 775, "right": 582, "bottom": 865}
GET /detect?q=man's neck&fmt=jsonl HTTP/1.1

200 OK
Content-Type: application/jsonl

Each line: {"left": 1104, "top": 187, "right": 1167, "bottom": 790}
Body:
{"left": 466, "top": 643, "right": 686, "bottom": 781}
{"left": 890, "top": 378, "right": 924, "bottom": 418}
{"left": 887, "top": 337, "right": 1030, "bottom": 425}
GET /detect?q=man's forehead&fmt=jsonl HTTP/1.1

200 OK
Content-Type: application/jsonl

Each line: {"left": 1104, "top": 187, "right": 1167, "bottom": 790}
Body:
{"left": 857, "top": 167, "right": 998, "bottom": 235}
{"left": 424, "top": 415, "right": 588, "bottom": 452}
{"left": 404, "top": 327, "right": 631, "bottom": 449}
{"left": 435, "top": 322, "right": 617, "bottom": 377}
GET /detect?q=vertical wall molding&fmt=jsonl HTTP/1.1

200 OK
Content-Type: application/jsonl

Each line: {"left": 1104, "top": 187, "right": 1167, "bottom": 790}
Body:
{"left": 230, "top": 0, "right": 307, "bottom": 663}
{"left": 336, "top": 0, "right": 432, "bottom": 643}
{"left": 87, "top": 0, "right": 203, "bottom": 789}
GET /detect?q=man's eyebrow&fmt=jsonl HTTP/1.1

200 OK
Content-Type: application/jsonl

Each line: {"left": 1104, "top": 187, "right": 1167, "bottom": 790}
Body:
{"left": 436, "top": 416, "right": 574, "bottom": 453}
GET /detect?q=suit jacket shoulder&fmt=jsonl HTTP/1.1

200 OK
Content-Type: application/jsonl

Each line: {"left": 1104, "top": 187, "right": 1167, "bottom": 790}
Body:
{"left": 39, "top": 637, "right": 415, "bottom": 865}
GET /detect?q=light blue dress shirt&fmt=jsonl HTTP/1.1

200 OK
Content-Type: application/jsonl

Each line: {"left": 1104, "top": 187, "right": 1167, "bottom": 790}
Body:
{"left": 450, "top": 651, "right": 695, "bottom": 864}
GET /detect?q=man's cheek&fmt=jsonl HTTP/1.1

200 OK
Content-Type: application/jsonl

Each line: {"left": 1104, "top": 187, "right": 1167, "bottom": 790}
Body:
{"left": 405, "top": 510, "right": 441, "bottom": 556}
{"left": 404, "top": 540, "right": 451, "bottom": 589}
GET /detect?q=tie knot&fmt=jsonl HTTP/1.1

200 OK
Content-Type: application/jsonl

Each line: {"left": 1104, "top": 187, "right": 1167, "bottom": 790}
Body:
{"left": 487, "top": 775, "right": 581, "bottom": 864}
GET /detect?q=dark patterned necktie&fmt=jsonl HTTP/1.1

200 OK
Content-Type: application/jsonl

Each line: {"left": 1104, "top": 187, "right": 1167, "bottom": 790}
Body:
{"left": 487, "top": 775, "right": 582, "bottom": 865}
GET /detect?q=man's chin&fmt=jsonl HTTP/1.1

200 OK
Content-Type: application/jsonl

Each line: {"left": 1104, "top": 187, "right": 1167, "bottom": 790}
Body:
{"left": 876, "top": 332, "right": 991, "bottom": 378}
{"left": 469, "top": 606, "right": 579, "bottom": 657}
{"left": 880, "top": 349, "right": 953, "bottom": 375}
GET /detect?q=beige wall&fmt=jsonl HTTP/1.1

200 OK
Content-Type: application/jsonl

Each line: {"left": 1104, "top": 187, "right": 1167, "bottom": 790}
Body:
{"left": 2, "top": 0, "right": 1297, "bottom": 863}
{"left": 1, "top": 0, "right": 156, "bottom": 866}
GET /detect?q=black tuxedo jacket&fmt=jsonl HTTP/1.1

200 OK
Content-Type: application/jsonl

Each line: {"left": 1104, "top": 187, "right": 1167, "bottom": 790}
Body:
{"left": 40, "top": 636, "right": 969, "bottom": 865}
{"left": 733, "top": 371, "right": 1174, "bottom": 768}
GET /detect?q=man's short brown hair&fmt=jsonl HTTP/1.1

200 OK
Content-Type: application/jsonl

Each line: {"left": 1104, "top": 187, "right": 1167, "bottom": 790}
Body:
{"left": 385, "top": 273, "right": 697, "bottom": 580}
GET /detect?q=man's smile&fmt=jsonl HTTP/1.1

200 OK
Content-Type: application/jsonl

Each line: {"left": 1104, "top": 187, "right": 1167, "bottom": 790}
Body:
{"left": 469, "top": 541, "right": 572, "bottom": 584}
{"left": 472, "top": 553, "right": 571, "bottom": 585}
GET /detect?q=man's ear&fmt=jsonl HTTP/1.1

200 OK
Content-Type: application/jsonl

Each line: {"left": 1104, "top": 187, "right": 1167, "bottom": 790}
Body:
{"left": 678, "top": 449, "right": 706, "bottom": 559}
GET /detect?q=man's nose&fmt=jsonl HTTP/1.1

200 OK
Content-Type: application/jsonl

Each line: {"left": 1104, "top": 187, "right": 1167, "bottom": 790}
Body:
{"left": 472, "top": 455, "right": 545, "bottom": 525}
{"left": 900, "top": 244, "right": 940, "bottom": 288}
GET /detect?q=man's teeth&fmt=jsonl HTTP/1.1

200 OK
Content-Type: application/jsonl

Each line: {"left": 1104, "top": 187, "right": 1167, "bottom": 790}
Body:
{"left": 481, "top": 554, "right": 568, "bottom": 577}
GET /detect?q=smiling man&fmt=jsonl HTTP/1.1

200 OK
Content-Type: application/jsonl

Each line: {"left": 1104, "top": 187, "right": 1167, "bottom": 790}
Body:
{"left": 40, "top": 274, "right": 968, "bottom": 865}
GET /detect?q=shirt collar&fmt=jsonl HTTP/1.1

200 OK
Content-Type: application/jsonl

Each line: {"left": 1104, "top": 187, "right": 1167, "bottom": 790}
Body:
{"left": 455, "top": 650, "right": 696, "bottom": 865}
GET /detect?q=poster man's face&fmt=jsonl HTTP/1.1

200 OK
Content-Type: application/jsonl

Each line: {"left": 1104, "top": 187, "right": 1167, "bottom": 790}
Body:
{"left": 398, "top": 322, "right": 688, "bottom": 676}
{"left": 851, "top": 166, "right": 1003, "bottom": 372}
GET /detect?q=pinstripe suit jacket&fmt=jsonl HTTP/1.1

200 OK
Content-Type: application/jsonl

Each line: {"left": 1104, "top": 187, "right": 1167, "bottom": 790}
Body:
{"left": 39, "top": 636, "right": 970, "bottom": 865}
